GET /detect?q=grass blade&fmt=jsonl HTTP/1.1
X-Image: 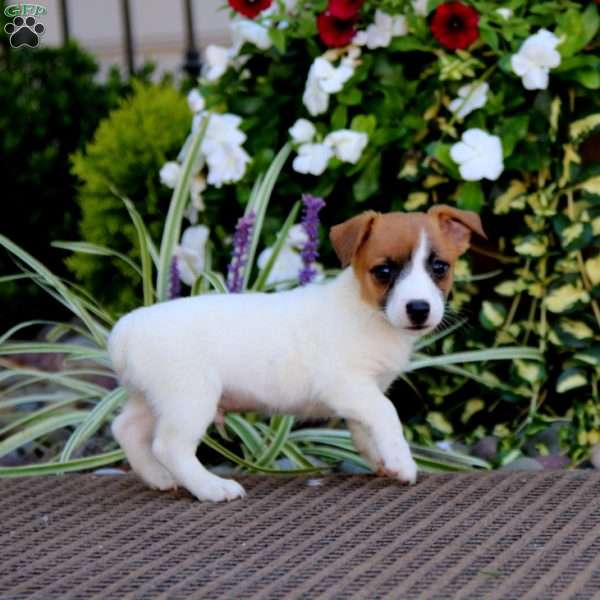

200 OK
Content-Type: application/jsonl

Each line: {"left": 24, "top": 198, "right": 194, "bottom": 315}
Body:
{"left": 255, "top": 415, "right": 294, "bottom": 467}
{"left": 60, "top": 387, "right": 127, "bottom": 462}
{"left": 242, "top": 144, "right": 292, "bottom": 290}
{"left": 408, "top": 347, "right": 542, "bottom": 371}
{"left": 251, "top": 200, "right": 301, "bottom": 291}
{"left": 52, "top": 241, "right": 143, "bottom": 278}
{"left": 157, "top": 115, "right": 208, "bottom": 302}
{"left": 0, "top": 411, "right": 88, "bottom": 459}
{"left": 0, "top": 235, "right": 107, "bottom": 346}
{"left": 122, "top": 197, "right": 156, "bottom": 306}
{"left": 0, "top": 450, "right": 125, "bottom": 477}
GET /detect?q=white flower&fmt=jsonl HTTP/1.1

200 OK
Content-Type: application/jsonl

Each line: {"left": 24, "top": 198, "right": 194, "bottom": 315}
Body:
{"left": 360, "top": 10, "right": 408, "bottom": 49}
{"left": 312, "top": 57, "right": 354, "bottom": 94}
{"left": 286, "top": 224, "right": 308, "bottom": 249}
{"left": 292, "top": 143, "right": 334, "bottom": 176}
{"left": 324, "top": 130, "right": 369, "bottom": 164}
{"left": 230, "top": 18, "right": 272, "bottom": 52}
{"left": 175, "top": 225, "right": 210, "bottom": 286}
{"left": 159, "top": 161, "right": 181, "bottom": 189}
{"left": 302, "top": 56, "right": 354, "bottom": 116}
{"left": 511, "top": 29, "right": 561, "bottom": 91}
{"left": 205, "top": 143, "right": 250, "bottom": 187}
{"left": 257, "top": 245, "right": 303, "bottom": 287}
{"left": 412, "top": 0, "right": 429, "bottom": 16}
{"left": 202, "top": 113, "right": 246, "bottom": 154}
{"left": 448, "top": 82, "right": 489, "bottom": 119}
{"left": 450, "top": 129, "right": 504, "bottom": 181}
{"left": 289, "top": 119, "right": 316, "bottom": 144}
{"left": 187, "top": 89, "right": 205, "bottom": 113}
{"left": 496, "top": 7, "right": 513, "bottom": 20}
{"left": 303, "top": 62, "right": 330, "bottom": 116}
{"left": 202, "top": 113, "right": 250, "bottom": 186}
{"left": 185, "top": 175, "right": 206, "bottom": 223}
{"left": 203, "top": 45, "right": 231, "bottom": 81}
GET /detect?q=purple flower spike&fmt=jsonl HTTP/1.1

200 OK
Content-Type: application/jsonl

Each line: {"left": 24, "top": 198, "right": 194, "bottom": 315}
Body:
{"left": 227, "top": 211, "right": 256, "bottom": 293}
{"left": 299, "top": 194, "right": 326, "bottom": 286}
{"left": 169, "top": 257, "right": 181, "bottom": 299}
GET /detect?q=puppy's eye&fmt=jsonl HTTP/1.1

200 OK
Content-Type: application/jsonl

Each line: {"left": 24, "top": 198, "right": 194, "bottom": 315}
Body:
{"left": 431, "top": 259, "right": 449, "bottom": 278}
{"left": 371, "top": 264, "right": 393, "bottom": 284}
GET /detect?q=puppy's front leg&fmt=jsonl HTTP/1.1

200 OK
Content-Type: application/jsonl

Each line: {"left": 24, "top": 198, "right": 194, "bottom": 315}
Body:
{"left": 328, "top": 383, "right": 417, "bottom": 484}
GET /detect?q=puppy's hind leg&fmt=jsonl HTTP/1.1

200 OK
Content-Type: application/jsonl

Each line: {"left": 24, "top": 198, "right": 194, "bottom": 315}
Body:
{"left": 112, "top": 392, "right": 176, "bottom": 491}
{"left": 150, "top": 384, "right": 246, "bottom": 503}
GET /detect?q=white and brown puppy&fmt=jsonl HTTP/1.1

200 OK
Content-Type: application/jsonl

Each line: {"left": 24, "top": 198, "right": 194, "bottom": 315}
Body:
{"left": 109, "top": 205, "right": 485, "bottom": 502}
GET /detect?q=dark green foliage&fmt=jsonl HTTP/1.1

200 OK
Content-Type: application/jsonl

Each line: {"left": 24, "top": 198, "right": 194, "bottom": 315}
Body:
{"left": 70, "top": 82, "right": 191, "bottom": 314}
{"left": 0, "top": 43, "right": 124, "bottom": 332}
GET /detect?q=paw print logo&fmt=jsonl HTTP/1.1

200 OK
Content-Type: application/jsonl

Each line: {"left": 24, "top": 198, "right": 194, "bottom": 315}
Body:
{"left": 4, "top": 16, "right": 45, "bottom": 48}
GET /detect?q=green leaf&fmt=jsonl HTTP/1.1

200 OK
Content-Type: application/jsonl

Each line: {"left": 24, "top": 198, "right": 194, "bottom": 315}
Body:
{"left": 252, "top": 201, "right": 301, "bottom": 291}
{"left": 500, "top": 115, "right": 529, "bottom": 156}
{"left": 269, "top": 27, "right": 287, "bottom": 53}
{"left": 60, "top": 387, "right": 127, "bottom": 462}
{"left": 427, "top": 142, "right": 460, "bottom": 179}
{"left": 338, "top": 87, "right": 363, "bottom": 106}
{"left": 557, "top": 6, "right": 599, "bottom": 58}
{"left": 156, "top": 115, "right": 208, "bottom": 302}
{"left": 256, "top": 415, "right": 294, "bottom": 467}
{"left": 353, "top": 154, "right": 381, "bottom": 202}
{"left": 331, "top": 105, "right": 348, "bottom": 130}
{"left": 479, "top": 301, "right": 507, "bottom": 330}
{"left": 0, "top": 450, "right": 126, "bottom": 477}
{"left": 243, "top": 144, "right": 292, "bottom": 290}
{"left": 122, "top": 197, "right": 156, "bottom": 306}
{"left": 350, "top": 114, "right": 377, "bottom": 135}
{"left": 544, "top": 284, "right": 590, "bottom": 314}
{"left": 0, "top": 411, "right": 88, "bottom": 459}
{"left": 0, "top": 236, "right": 108, "bottom": 346}
{"left": 456, "top": 181, "right": 484, "bottom": 212}
{"left": 556, "top": 368, "right": 587, "bottom": 394}
{"left": 409, "top": 347, "right": 542, "bottom": 371}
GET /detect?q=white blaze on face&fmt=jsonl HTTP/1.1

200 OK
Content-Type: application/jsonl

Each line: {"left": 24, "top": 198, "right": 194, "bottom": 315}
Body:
{"left": 384, "top": 229, "right": 445, "bottom": 331}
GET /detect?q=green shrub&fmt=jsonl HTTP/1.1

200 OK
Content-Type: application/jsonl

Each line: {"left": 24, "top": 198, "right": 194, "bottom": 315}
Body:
{"left": 0, "top": 42, "right": 124, "bottom": 332}
{"left": 70, "top": 82, "right": 191, "bottom": 313}
{"left": 172, "top": 0, "right": 600, "bottom": 462}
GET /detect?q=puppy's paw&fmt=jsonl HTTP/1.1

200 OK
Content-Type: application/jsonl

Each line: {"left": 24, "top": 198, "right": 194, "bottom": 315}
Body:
{"left": 193, "top": 475, "right": 246, "bottom": 503}
{"left": 140, "top": 465, "right": 178, "bottom": 491}
{"left": 377, "top": 455, "right": 418, "bottom": 485}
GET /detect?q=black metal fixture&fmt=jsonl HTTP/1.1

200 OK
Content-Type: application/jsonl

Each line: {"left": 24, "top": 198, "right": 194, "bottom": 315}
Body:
{"left": 182, "top": 0, "right": 201, "bottom": 78}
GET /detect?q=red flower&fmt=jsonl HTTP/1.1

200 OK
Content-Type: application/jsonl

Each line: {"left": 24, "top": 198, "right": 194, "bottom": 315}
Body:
{"left": 228, "top": 0, "right": 273, "bottom": 19}
{"left": 430, "top": 2, "right": 480, "bottom": 50}
{"left": 327, "top": 0, "right": 365, "bottom": 20}
{"left": 317, "top": 12, "right": 357, "bottom": 47}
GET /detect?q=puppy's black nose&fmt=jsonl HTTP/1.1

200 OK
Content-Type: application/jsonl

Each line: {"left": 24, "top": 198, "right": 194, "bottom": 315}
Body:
{"left": 406, "top": 300, "right": 430, "bottom": 326}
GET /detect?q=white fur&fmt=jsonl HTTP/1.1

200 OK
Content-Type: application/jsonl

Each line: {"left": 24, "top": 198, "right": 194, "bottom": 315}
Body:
{"left": 385, "top": 230, "right": 445, "bottom": 329}
{"left": 109, "top": 263, "right": 438, "bottom": 502}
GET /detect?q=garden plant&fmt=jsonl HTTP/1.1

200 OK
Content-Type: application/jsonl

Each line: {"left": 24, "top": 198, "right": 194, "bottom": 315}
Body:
{"left": 0, "top": 0, "right": 599, "bottom": 475}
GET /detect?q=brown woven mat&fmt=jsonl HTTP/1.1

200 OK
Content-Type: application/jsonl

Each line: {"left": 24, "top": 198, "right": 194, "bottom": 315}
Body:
{"left": 1, "top": 471, "right": 599, "bottom": 599}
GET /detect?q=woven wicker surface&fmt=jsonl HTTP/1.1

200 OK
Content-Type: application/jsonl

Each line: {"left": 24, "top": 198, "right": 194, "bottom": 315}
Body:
{"left": 1, "top": 471, "right": 599, "bottom": 599}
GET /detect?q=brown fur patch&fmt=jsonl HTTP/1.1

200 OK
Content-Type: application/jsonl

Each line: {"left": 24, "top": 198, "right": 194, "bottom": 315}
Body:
{"left": 330, "top": 206, "right": 486, "bottom": 309}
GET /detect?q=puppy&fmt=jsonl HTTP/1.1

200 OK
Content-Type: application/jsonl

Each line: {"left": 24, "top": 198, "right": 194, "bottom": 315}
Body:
{"left": 109, "top": 205, "right": 485, "bottom": 502}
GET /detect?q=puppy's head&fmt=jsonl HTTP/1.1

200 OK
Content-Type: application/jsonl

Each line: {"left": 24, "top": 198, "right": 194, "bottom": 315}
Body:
{"left": 330, "top": 205, "right": 486, "bottom": 334}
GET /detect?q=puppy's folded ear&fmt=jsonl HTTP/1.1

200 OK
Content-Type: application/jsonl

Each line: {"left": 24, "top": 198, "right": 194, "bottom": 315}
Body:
{"left": 330, "top": 211, "right": 378, "bottom": 268}
{"left": 428, "top": 204, "right": 487, "bottom": 255}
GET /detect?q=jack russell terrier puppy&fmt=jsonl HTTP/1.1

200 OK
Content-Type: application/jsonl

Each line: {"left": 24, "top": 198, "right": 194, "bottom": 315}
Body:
{"left": 109, "top": 205, "right": 486, "bottom": 502}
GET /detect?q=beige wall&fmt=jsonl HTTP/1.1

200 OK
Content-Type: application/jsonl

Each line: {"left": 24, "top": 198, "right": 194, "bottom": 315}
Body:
{"left": 39, "top": 0, "right": 230, "bottom": 78}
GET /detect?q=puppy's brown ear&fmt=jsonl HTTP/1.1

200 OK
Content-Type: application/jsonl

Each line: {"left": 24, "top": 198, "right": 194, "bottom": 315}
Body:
{"left": 428, "top": 204, "right": 487, "bottom": 255}
{"left": 330, "top": 211, "right": 378, "bottom": 268}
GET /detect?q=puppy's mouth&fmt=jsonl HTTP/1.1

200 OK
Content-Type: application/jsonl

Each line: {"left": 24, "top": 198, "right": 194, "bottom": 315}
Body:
{"left": 404, "top": 325, "right": 429, "bottom": 332}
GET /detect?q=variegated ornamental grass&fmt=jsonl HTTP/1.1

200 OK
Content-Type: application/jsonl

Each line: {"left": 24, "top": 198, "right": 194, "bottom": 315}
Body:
{"left": 0, "top": 123, "right": 541, "bottom": 477}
